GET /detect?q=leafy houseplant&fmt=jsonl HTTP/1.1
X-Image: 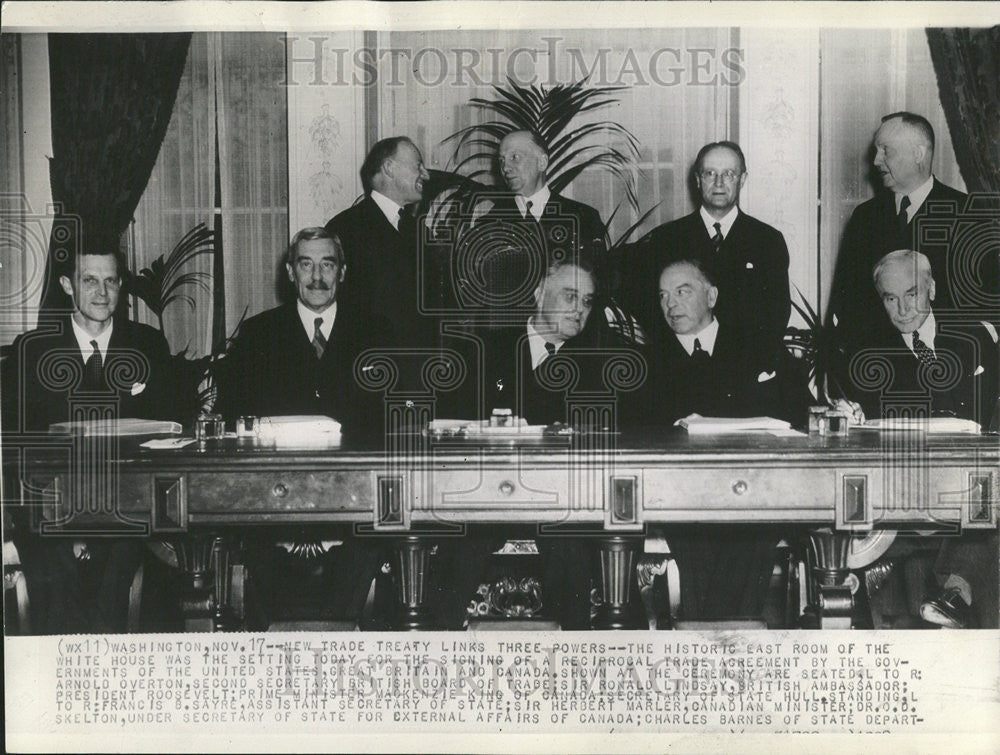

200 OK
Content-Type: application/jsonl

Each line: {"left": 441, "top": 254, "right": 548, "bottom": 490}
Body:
{"left": 122, "top": 223, "right": 240, "bottom": 420}
{"left": 783, "top": 287, "right": 848, "bottom": 404}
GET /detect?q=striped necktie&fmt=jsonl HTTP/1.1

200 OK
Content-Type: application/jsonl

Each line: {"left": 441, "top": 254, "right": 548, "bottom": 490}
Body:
{"left": 312, "top": 317, "right": 327, "bottom": 360}
{"left": 711, "top": 222, "right": 723, "bottom": 251}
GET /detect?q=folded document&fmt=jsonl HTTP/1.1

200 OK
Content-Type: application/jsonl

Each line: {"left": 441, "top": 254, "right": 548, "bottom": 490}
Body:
{"left": 49, "top": 418, "right": 183, "bottom": 436}
{"left": 675, "top": 414, "right": 796, "bottom": 435}
{"left": 256, "top": 415, "right": 342, "bottom": 445}
{"left": 862, "top": 417, "right": 981, "bottom": 434}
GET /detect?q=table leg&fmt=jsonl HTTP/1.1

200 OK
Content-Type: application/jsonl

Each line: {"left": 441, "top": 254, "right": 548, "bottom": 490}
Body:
{"left": 175, "top": 534, "right": 236, "bottom": 632}
{"left": 392, "top": 536, "right": 433, "bottom": 630}
{"left": 594, "top": 536, "right": 640, "bottom": 630}
{"left": 805, "top": 528, "right": 854, "bottom": 629}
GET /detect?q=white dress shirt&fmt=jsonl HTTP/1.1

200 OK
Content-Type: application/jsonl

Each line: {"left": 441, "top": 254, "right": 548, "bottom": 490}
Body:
{"left": 526, "top": 317, "right": 563, "bottom": 369}
{"left": 371, "top": 190, "right": 405, "bottom": 231}
{"left": 674, "top": 317, "right": 720, "bottom": 356}
{"left": 895, "top": 175, "right": 935, "bottom": 222}
{"left": 515, "top": 185, "right": 551, "bottom": 221}
{"left": 903, "top": 310, "right": 936, "bottom": 355}
{"left": 70, "top": 316, "right": 113, "bottom": 361}
{"left": 297, "top": 300, "right": 337, "bottom": 342}
{"left": 700, "top": 205, "right": 739, "bottom": 240}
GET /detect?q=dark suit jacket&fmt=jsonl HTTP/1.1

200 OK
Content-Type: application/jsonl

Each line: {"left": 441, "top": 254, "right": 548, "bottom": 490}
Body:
{"left": 642, "top": 319, "right": 810, "bottom": 428}
{"left": 828, "top": 179, "right": 995, "bottom": 352}
{"left": 215, "top": 301, "right": 391, "bottom": 439}
{"left": 469, "top": 192, "right": 606, "bottom": 312}
{"left": 447, "top": 320, "right": 640, "bottom": 429}
{"left": 326, "top": 195, "right": 435, "bottom": 347}
{"left": 1, "top": 316, "right": 177, "bottom": 433}
{"left": 641, "top": 210, "right": 791, "bottom": 367}
{"left": 844, "top": 317, "right": 999, "bottom": 429}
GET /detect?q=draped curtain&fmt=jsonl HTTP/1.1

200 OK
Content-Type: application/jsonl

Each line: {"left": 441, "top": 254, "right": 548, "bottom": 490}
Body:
{"left": 926, "top": 26, "right": 1000, "bottom": 193}
{"left": 40, "top": 33, "right": 191, "bottom": 312}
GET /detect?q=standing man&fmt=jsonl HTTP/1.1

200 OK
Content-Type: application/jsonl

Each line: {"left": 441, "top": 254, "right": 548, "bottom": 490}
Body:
{"left": 828, "top": 111, "right": 994, "bottom": 352}
{"left": 325, "top": 136, "right": 431, "bottom": 347}
{"left": 216, "top": 227, "right": 391, "bottom": 626}
{"left": 2, "top": 247, "right": 179, "bottom": 634}
{"left": 472, "top": 130, "right": 606, "bottom": 310}
{"left": 641, "top": 141, "right": 791, "bottom": 367}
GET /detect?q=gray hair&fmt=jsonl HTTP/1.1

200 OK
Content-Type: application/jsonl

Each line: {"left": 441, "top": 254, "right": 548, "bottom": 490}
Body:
{"left": 872, "top": 249, "right": 932, "bottom": 288}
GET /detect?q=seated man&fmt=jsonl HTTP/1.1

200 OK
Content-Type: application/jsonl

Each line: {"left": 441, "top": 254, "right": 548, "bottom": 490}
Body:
{"left": 644, "top": 258, "right": 809, "bottom": 621}
{"left": 1, "top": 246, "right": 179, "bottom": 633}
{"left": 436, "top": 257, "right": 639, "bottom": 630}
{"left": 216, "top": 227, "right": 391, "bottom": 626}
{"left": 842, "top": 249, "right": 999, "bottom": 628}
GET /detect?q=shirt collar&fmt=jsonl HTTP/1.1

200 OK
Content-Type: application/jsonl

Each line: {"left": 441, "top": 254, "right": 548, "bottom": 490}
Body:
{"left": 370, "top": 190, "right": 405, "bottom": 231}
{"left": 674, "top": 316, "right": 719, "bottom": 357}
{"left": 70, "top": 316, "right": 113, "bottom": 360}
{"left": 699, "top": 205, "right": 739, "bottom": 240}
{"left": 895, "top": 175, "right": 934, "bottom": 220}
{"left": 527, "top": 316, "right": 563, "bottom": 369}
{"left": 297, "top": 299, "right": 337, "bottom": 341}
{"left": 903, "top": 309, "right": 936, "bottom": 354}
{"left": 515, "top": 185, "right": 551, "bottom": 220}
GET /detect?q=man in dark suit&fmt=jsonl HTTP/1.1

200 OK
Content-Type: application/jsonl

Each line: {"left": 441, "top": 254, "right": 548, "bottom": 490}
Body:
{"left": 436, "top": 259, "right": 637, "bottom": 630}
{"left": 468, "top": 130, "right": 606, "bottom": 312}
{"left": 842, "top": 249, "right": 999, "bottom": 628}
{"left": 828, "top": 111, "right": 996, "bottom": 354}
{"left": 216, "top": 227, "right": 390, "bottom": 626}
{"left": 325, "top": 136, "right": 432, "bottom": 347}
{"left": 2, "top": 248, "right": 179, "bottom": 633}
{"left": 646, "top": 258, "right": 808, "bottom": 621}
{"left": 640, "top": 141, "right": 791, "bottom": 367}
{"left": 216, "top": 227, "right": 389, "bottom": 437}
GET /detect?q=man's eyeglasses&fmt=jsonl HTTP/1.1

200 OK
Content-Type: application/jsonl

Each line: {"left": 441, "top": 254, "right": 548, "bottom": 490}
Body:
{"left": 699, "top": 169, "right": 742, "bottom": 184}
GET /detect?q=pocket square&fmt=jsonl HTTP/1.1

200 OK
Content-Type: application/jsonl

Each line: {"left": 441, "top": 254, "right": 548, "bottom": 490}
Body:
{"left": 757, "top": 371, "right": 776, "bottom": 382}
{"left": 745, "top": 262, "right": 754, "bottom": 269}
{"left": 130, "top": 382, "right": 146, "bottom": 396}
{"left": 973, "top": 365, "right": 984, "bottom": 376}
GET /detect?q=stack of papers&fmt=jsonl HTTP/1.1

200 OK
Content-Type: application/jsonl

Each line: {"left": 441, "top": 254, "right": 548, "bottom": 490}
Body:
{"left": 256, "top": 415, "right": 342, "bottom": 446}
{"left": 49, "top": 418, "right": 183, "bottom": 436}
{"left": 863, "top": 417, "right": 981, "bottom": 434}
{"left": 675, "top": 414, "right": 799, "bottom": 436}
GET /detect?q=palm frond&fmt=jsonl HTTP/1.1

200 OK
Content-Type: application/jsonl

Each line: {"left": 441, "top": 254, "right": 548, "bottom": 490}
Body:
{"left": 442, "top": 76, "right": 640, "bottom": 211}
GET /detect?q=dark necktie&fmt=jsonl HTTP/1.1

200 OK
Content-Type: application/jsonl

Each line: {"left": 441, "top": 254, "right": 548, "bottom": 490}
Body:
{"left": 83, "top": 340, "right": 104, "bottom": 391}
{"left": 911, "top": 331, "right": 936, "bottom": 365}
{"left": 525, "top": 200, "right": 539, "bottom": 223}
{"left": 691, "top": 338, "right": 710, "bottom": 364}
{"left": 543, "top": 341, "right": 556, "bottom": 359}
{"left": 711, "top": 222, "right": 723, "bottom": 251}
{"left": 312, "top": 317, "right": 327, "bottom": 360}
{"left": 897, "top": 195, "right": 911, "bottom": 236}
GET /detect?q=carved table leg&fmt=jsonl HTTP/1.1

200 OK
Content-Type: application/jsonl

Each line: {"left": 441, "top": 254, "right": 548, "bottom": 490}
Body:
{"left": 594, "top": 536, "right": 641, "bottom": 630}
{"left": 175, "top": 534, "right": 236, "bottom": 632}
{"left": 804, "top": 528, "right": 854, "bottom": 629}
{"left": 392, "top": 536, "right": 433, "bottom": 630}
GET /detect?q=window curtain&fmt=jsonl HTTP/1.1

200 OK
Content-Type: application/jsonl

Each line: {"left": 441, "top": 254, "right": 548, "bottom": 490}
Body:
{"left": 132, "top": 34, "right": 215, "bottom": 357}
{"left": 215, "top": 33, "right": 289, "bottom": 332}
{"left": 40, "top": 33, "right": 191, "bottom": 313}
{"left": 926, "top": 27, "right": 1000, "bottom": 193}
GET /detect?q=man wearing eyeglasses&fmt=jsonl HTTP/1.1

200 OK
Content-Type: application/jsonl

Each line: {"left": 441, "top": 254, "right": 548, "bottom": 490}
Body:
{"left": 638, "top": 141, "right": 791, "bottom": 370}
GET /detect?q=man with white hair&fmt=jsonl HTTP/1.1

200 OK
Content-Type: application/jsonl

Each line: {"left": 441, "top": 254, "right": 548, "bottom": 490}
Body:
{"left": 828, "top": 111, "right": 995, "bottom": 352}
{"left": 843, "top": 249, "right": 999, "bottom": 629}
